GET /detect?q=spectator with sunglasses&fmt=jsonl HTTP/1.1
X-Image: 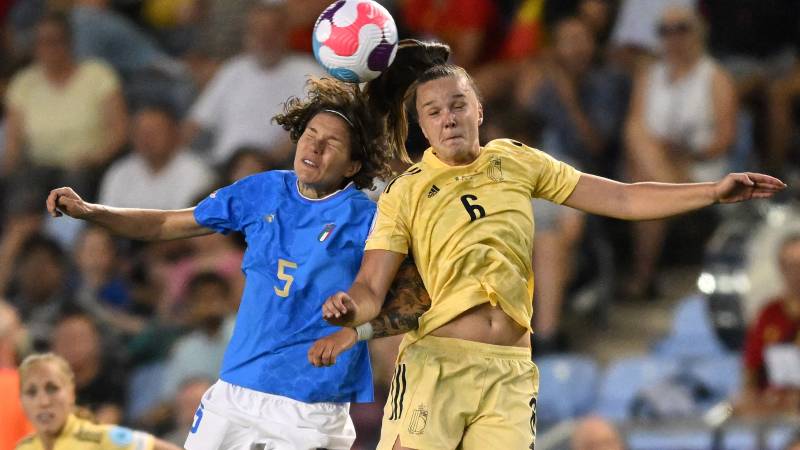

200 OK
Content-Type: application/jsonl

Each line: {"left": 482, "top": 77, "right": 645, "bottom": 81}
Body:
{"left": 623, "top": 4, "right": 738, "bottom": 298}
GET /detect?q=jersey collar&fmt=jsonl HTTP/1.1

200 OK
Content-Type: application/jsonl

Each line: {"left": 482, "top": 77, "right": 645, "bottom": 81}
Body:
{"left": 422, "top": 147, "right": 484, "bottom": 169}
{"left": 293, "top": 178, "right": 355, "bottom": 203}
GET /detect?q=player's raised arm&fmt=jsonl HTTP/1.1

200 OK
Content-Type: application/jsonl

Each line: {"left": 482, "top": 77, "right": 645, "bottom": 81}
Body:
{"left": 563, "top": 172, "right": 786, "bottom": 221}
{"left": 322, "top": 249, "right": 406, "bottom": 328}
{"left": 311, "top": 257, "right": 431, "bottom": 366}
{"left": 46, "top": 187, "right": 213, "bottom": 241}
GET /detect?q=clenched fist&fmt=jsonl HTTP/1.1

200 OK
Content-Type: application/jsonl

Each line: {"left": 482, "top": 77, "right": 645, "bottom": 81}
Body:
{"left": 46, "top": 187, "right": 93, "bottom": 219}
{"left": 308, "top": 327, "right": 357, "bottom": 367}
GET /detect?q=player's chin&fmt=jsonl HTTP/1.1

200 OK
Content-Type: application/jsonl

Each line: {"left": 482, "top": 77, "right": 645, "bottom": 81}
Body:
{"left": 295, "top": 169, "right": 323, "bottom": 186}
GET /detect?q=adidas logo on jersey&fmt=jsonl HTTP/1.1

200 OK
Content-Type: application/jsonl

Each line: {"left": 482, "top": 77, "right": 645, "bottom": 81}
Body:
{"left": 427, "top": 185, "right": 440, "bottom": 198}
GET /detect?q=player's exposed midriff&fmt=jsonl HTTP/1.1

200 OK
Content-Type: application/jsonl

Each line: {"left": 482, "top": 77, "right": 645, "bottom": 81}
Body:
{"left": 430, "top": 302, "right": 530, "bottom": 348}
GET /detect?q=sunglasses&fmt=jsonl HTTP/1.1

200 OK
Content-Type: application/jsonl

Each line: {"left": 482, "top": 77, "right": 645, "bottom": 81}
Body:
{"left": 657, "top": 21, "right": 692, "bottom": 37}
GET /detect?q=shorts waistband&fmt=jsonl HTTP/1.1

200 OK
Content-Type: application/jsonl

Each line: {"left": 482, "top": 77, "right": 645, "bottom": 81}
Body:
{"left": 408, "top": 335, "right": 532, "bottom": 360}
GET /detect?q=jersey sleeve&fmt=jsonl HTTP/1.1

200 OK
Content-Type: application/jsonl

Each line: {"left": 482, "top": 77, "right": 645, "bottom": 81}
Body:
{"left": 364, "top": 182, "right": 411, "bottom": 254}
{"left": 86, "top": 60, "right": 121, "bottom": 98}
{"left": 521, "top": 144, "right": 581, "bottom": 204}
{"left": 5, "top": 70, "right": 30, "bottom": 110}
{"left": 101, "top": 425, "right": 154, "bottom": 450}
{"left": 193, "top": 178, "right": 251, "bottom": 234}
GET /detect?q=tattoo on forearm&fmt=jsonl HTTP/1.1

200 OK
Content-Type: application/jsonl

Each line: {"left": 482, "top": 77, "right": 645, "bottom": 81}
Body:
{"left": 369, "top": 257, "right": 431, "bottom": 338}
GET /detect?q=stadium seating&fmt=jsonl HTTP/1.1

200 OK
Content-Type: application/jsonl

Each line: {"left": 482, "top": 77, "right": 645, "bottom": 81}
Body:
{"left": 626, "top": 428, "right": 712, "bottom": 450}
{"left": 652, "top": 295, "right": 727, "bottom": 359}
{"left": 595, "top": 356, "right": 681, "bottom": 421}
{"left": 126, "top": 361, "right": 167, "bottom": 421}
{"left": 535, "top": 354, "right": 599, "bottom": 427}
{"left": 687, "top": 353, "right": 742, "bottom": 405}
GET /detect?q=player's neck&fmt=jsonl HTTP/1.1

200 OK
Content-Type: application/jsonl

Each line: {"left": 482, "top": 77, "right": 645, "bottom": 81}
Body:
{"left": 433, "top": 143, "right": 481, "bottom": 166}
{"left": 297, "top": 180, "right": 342, "bottom": 199}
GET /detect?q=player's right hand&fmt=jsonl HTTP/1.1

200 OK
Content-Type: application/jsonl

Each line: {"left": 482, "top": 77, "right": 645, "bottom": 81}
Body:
{"left": 46, "top": 187, "right": 92, "bottom": 219}
{"left": 322, "top": 291, "right": 358, "bottom": 327}
{"left": 308, "top": 327, "right": 357, "bottom": 367}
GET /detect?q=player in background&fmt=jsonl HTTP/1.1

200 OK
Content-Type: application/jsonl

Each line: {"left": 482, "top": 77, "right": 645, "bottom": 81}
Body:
{"left": 45, "top": 76, "right": 429, "bottom": 450}
{"left": 318, "top": 45, "right": 787, "bottom": 449}
{"left": 16, "top": 352, "right": 181, "bottom": 450}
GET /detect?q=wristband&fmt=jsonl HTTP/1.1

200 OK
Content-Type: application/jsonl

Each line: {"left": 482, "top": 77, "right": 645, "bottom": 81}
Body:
{"left": 355, "top": 322, "right": 374, "bottom": 341}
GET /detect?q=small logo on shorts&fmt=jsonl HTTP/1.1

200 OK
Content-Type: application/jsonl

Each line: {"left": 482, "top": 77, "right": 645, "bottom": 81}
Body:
{"left": 408, "top": 404, "right": 429, "bottom": 435}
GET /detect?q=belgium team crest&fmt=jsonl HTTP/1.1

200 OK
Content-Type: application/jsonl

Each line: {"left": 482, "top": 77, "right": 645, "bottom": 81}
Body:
{"left": 408, "top": 404, "right": 429, "bottom": 435}
{"left": 487, "top": 157, "right": 503, "bottom": 182}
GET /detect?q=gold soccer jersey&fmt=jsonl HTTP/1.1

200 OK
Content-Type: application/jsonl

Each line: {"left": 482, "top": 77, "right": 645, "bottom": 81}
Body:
{"left": 15, "top": 415, "right": 154, "bottom": 450}
{"left": 366, "top": 139, "right": 581, "bottom": 347}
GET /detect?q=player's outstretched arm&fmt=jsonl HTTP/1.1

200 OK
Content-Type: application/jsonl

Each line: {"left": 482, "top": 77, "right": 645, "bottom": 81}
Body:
{"left": 322, "top": 249, "right": 406, "bottom": 328}
{"left": 310, "top": 258, "right": 431, "bottom": 366}
{"left": 563, "top": 172, "right": 786, "bottom": 221}
{"left": 46, "top": 187, "right": 213, "bottom": 241}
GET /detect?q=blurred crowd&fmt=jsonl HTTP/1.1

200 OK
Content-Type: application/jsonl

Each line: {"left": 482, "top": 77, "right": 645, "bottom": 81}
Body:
{"left": 0, "top": 0, "right": 800, "bottom": 449}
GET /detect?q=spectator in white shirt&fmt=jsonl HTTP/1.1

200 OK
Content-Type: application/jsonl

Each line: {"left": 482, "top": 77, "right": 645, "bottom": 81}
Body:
{"left": 99, "top": 104, "right": 215, "bottom": 210}
{"left": 182, "top": 1, "right": 322, "bottom": 166}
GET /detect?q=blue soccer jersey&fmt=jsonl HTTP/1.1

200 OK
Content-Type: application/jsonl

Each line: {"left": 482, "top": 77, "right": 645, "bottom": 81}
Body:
{"left": 193, "top": 171, "right": 375, "bottom": 403}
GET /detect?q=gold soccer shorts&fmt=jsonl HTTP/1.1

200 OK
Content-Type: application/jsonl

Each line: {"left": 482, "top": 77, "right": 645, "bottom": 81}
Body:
{"left": 377, "top": 335, "right": 539, "bottom": 450}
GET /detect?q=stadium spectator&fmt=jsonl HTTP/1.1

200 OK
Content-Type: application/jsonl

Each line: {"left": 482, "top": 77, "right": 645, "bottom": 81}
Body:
{"left": 4, "top": 234, "right": 71, "bottom": 350}
{"left": 700, "top": 0, "right": 800, "bottom": 174}
{"left": 739, "top": 234, "right": 800, "bottom": 413}
{"left": 542, "top": 0, "right": 618, "bottom": 52}
{"left": 623, "top": 5, "right": 737, "bottom": 298}
{"left": 161, "top": 376, "right": 214, "bottom": 446}
{"left": 192, "top": 0, "right": 257, "bottom": 61}
{"left": 98, "top": 104, "right": 215, "bottom": 210}
{"left": 66, "top": 0, "right": 195, "bottom": 114}
{"left": 67, "top": 0, "right": 177, "bottom": 76}
{"left": 16, "top": 352, "right": 181, "bottom": 449}
{"left": 571, "top": 415, "right": 625, "bottom": 450}
{"left": 513, "top": 16, "right": 626, "bottom": 348}
{"left": 50, "top": 313, "right": 125, "bottom": 424}
{"left": 2, "top": 12, "right": 127, "bottom": 212}
{"left": 161, "top": 272, "right": 234, "bottom": 399}
{"left": 222, "top": 146, "right": 271, "bottom": 185}
{"left": 398, "top": 0, "right": 499, "bottom": 70}
{"left": 607, "top": 0, "right": 694, "bottom": 74}
{"left": 0, "top": 301, "right": 33, "bottom": 450}
{"left": 285, "top": 0, "right": 337, "bottom": 53}
{"left": 72, "top": 226, "right": 150, "bottom": 337}
{"left": 766, "top": 64, "right": 800, "bottom": 175}
{"left": 701, "top": 0, "right": 799, "bottom": 96}
{"left": 73, "top": 226, "right": 131, "bottom": 312}
{"left": 183, "top": 1, "right": 322, "bottom": 165}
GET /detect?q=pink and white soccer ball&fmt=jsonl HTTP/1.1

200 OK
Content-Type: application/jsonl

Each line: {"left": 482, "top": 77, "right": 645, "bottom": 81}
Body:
{"left": 313, "top": 0, "right": 398, "bottom": 83}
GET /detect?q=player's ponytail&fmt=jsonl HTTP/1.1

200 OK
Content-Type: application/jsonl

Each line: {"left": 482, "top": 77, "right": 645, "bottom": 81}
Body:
{"left": 365, "top": 39, "right": 450, "bottom": 164}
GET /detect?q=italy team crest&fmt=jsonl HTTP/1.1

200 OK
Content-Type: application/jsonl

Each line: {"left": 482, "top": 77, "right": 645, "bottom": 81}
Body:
{"left": 318, "top": 223, "right": 336, "bottom": 242}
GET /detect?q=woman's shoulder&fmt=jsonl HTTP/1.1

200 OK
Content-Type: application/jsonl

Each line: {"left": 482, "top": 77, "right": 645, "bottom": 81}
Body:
{"left": 14, "top": 433, "right": 38, "bottom": 450}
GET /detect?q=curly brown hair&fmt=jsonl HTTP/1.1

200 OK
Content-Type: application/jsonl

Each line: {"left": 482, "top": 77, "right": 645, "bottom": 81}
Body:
{"left": 273, "top": 77, "right": 395, "bottom": 191}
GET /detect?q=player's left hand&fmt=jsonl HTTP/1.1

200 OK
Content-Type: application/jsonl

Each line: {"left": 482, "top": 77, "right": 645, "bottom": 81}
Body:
{"left": 713, "top": 172, "right": 786, "bottom": 204}
{"left": 322, "top": 291, "right": 358, "bottom": 327}
{"left": 308, "top": 327, "right": 357, "bottom": 367}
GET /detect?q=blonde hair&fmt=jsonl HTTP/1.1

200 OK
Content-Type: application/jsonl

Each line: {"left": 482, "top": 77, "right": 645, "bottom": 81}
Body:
{"left": 18, "top": 352, "right": 75, "bottom": 389}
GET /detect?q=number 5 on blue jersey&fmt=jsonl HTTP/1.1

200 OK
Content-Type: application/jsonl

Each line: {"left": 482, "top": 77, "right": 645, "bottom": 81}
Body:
{"left": 274, "top": 259, "right": 298, "bottom": 297}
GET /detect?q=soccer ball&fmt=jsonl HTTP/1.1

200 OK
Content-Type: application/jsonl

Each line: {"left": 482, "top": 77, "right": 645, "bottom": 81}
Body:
{"left": 312, "top": 0, "right": 398, "bottom": 83}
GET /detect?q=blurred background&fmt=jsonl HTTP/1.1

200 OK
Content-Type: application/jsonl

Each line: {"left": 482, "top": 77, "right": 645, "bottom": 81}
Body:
{"left": 0, "top": 0, "right": 799, "bottom": 449}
